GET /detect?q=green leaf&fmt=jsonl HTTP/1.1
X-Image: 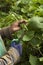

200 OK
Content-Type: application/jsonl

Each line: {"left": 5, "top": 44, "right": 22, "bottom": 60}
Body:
{"left": 23, "top": 31, "right": 34, "bottom": 41}
{"left": 29, "top": 16, "right": 43, "bottom": 31}
{"left": 39, "top": 57, "right": 43, "bottom": 61}
{"left": 29, "top": 54, "right": 40, "bottom": 65}
{"left": 30, "top": 37, "right": 41, "bottom": 46}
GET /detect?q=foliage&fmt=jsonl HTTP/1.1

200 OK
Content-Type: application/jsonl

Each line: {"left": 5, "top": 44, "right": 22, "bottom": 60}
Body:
{"left": 0, "top": 0, "right": 43, "bottom": 65}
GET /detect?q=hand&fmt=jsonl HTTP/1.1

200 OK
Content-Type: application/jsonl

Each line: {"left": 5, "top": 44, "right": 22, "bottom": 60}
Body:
{"left": 10, "top": 20, "right": 26, "bottom": 32}
{"left": 11, "top": 39, "right": 22, "bottom": 56}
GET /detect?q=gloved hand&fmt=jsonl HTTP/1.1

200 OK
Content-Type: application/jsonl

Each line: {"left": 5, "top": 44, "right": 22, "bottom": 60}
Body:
{"left": 10, "top": 39, "right": 22, "bottom": 56}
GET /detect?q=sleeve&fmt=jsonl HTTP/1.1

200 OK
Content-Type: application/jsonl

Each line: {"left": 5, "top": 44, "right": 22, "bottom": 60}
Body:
{"left": 0, "top": 47, "right": 20, "bottom": 65}
{"left": 0, "top": 26, "right": 13, "bottom": 40}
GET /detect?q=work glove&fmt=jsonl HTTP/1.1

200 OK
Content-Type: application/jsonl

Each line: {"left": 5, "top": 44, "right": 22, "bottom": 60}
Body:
{"left": 10, "top": 39, "right": 22, "bottom": 56}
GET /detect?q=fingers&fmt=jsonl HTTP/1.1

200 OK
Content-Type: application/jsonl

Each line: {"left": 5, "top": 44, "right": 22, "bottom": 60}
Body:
{"left": 10, "top": 19, "right": 27, "bottom": 32}
{"left": 18, "top": 19, "right": 27, "bottom": 24}
{"left": 18, "top": 20, "right": 27, "bottom": 27}
{"left": 12, "top": 27, "right": 20, "bottom": 31}
{"left": 12, "top": 19, "right": 27, "bottom": 26}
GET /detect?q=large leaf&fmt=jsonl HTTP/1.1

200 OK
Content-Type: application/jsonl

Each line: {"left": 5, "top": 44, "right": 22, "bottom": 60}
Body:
{"left": 23, "top": 31, "right": 34, "bottom": 41}
{"left": 29, "top": 54, "right": 41, "bottom": 65}
{"left": 29, "top": 16, "right": 43, "bottom": 31}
